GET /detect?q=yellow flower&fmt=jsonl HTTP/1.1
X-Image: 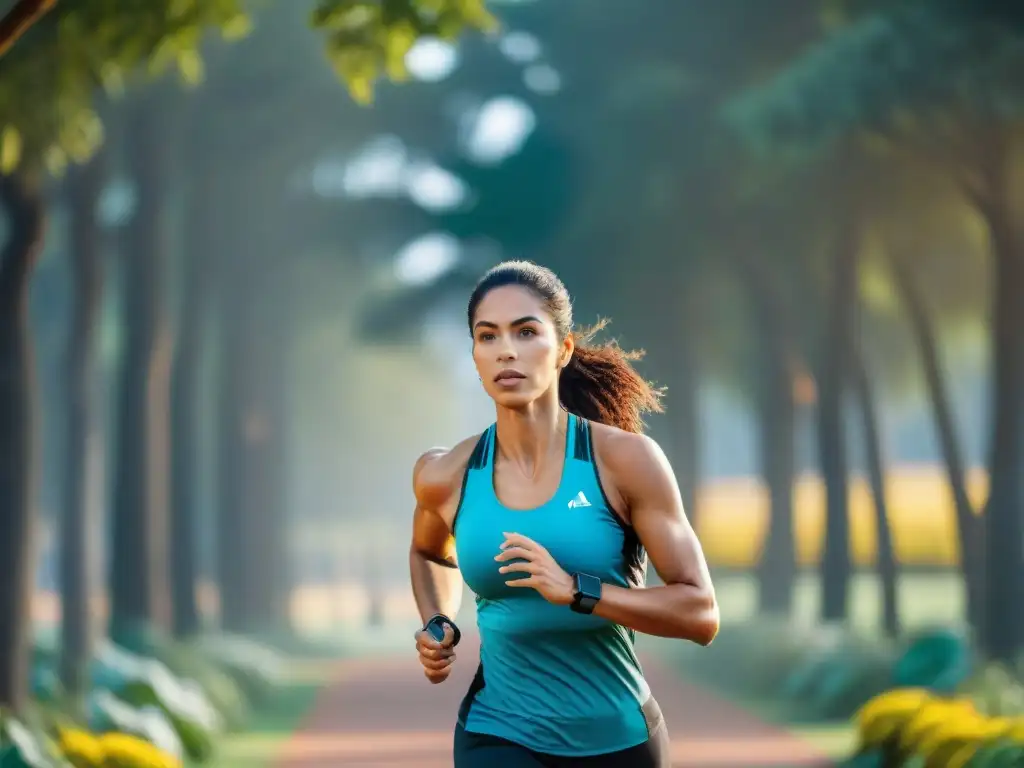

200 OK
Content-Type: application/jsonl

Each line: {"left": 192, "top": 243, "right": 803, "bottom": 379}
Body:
{"left": 57, "top": 727, "right": 104, "bottom": 768}
{"left": 855, "top": 688, "right": 935, "bottom": 746}
{"left": 96, "top": 732, "right": 181, "bottom": 768}
{"left": 899, "top": 698, "right": 978, "bottom": 751}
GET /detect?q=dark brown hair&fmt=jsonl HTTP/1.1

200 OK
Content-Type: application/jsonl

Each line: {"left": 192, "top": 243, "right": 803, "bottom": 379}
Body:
{"left": 467, "top": 260, "right": 663, "bottom": 434}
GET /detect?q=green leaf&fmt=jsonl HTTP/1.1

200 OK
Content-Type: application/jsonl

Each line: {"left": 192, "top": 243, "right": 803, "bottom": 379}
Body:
{"left": 176, "top": 48, "right": 205, "bottom": 85}
{"left": 0, "top": 126, "right": 22, "bottom": 174}
{"left": 221, "top": 12, "right": 253, "bottom": 41}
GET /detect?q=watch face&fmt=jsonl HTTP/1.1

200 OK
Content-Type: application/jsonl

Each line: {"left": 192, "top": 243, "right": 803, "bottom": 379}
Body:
{"left": 576, "top": 573, "right": 602, "bottom": 600}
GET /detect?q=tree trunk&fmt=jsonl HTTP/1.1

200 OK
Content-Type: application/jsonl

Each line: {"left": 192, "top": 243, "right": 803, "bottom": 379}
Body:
{"left": 850, "top": 345, "right": 899, "bottom": 638}
{"left": 109, "top": 98, "right": 174, "bottom": 643}
{"left": 60, "top": 154, "right": 106, "bottom": 702}
{"left": 248, "top": 320, "right": 290, "bottom": 633}
{"left": 215, "top": 278, "right": 291, "bottom": 634}
{"left": 668, "top": 333, "right": 700, "bottom": 527}
{"left": 755, "top": 337, "right": 798, "bottom": 615}
{"left": 979, "top": 194, "right": 1024, "bottom": 662}
{"left": 0, "top": 170, "right": 45, "bottom": 713}
{"left": 169, "top": 168, "right": 217, "bottom": 639}
{"left": 215, "top": 293, "right": 248, "bottom": 633}
{"left": 651, "top": 323, "right": 700, "bottom": 534}
{"left": 888, "top": 255, "right": 983, "bottom": 630}
{"left": 730, "top": 247, "right": 800, "bottom": 615}
{"left": 818, "top": 210, "right": 860, "bottom": 623}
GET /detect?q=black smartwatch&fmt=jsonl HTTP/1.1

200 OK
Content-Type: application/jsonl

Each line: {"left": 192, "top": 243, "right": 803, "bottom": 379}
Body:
{"left": 423, "top": 613, "right": 462, "bottom": 646}
{"left": 570, "top": 573, "right": 602, "bottom": 614}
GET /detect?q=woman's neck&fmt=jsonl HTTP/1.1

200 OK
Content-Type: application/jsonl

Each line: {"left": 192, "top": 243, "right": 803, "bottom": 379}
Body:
{"left": 494, "top": 389, "right": 567, "bottom": 478}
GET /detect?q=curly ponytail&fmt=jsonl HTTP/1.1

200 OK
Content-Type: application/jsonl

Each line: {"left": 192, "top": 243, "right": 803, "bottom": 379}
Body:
{"left": 467, "top": 261, "right": 664, "bottom": 434}
{"left": 559, "top": 319, "right": 663, "bottom": 434}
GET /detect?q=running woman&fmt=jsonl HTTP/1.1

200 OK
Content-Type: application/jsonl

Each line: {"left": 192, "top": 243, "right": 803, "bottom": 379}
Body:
{"left": 409, "top": 260, "right": 719, "bottom": 767}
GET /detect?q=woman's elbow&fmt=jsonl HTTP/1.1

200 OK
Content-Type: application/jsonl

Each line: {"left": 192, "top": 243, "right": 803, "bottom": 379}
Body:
{"left": 685, "top": 592, "right": 720, "bottom": 647}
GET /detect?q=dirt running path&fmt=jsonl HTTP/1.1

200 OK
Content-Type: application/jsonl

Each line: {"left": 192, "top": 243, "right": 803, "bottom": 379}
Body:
{"left": 274, "top": 635, "right": 832, "bottom": 767}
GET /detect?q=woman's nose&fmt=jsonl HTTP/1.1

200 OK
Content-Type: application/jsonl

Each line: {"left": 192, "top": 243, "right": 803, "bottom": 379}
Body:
{"left": 497, "top": 340, "right": 517, "bottom": 361}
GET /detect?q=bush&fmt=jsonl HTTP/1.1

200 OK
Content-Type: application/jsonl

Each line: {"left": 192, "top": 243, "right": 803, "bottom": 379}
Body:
{"left": 0, "top": 714, "right": 71, "bottom": 768}
{"left": 86, "top": 692, "right": 183, "bottom": 762}
{"left": 670, "top": 616, "right": 814, "bottom": 697}
{"left": 891, "top": 627, "right": 974, "bottom": 693}
{"left": 106, "top": 632, "right": 247, "bottom": 732}
{"left": 671, "top": 619, "right": 901, "bottom": 720}
{"left": 848, "top": 687, "right": 1024, "bottom": 767}
{"left": 670, "top": 619, "right": 984, "bottom": 725}
{"left": 90, "top": 643, "right": 219, "bottom": 762}
{"left": 189, "top": 634, "right": 286, "bottom": 707}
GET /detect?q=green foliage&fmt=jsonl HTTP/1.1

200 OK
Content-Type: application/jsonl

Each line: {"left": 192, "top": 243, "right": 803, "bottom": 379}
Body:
{"left": 87, "top": 643, "right": 218, "bottom": 762}
{"left": 189, "top": 634, "right": 288, "bottom": 707}
{"left": 669, "top": 619, "right": 985, "bottom": 725}
{"left": 781, "top": 632, "right": 897, "bottom": 720}
{"left": 722, "top": 0, "right": 1024, "bottom": 157}
{"left": 19, "top": 632, "right": 297, "bottom": 765}
{"left": 892, "top": 628, "right": 974, "bottom": 693}
{"left": 0, "top": 714, "right": 70, "bottom": 768}
{"left": 86, "top": 692, "right": 183, "bottom": 762}
{"left": 101, "top": 630, "right": 246, "bottom": 732}
{"left": 0, "top": 0, "right": 250, "bottom": 174}
{"left": 311, "top": 0, "right": 497, "bottom": 103}
{"left": 0, "top": 0, "right": 495, "bottom": 175}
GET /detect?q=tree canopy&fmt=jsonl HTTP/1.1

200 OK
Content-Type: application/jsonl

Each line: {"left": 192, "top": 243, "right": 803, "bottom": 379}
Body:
{"left": 723, "top": 0, "right": 1024, "bottom": 167}
{"left": 0, "top": 0, "right": 496, "bottom": 174}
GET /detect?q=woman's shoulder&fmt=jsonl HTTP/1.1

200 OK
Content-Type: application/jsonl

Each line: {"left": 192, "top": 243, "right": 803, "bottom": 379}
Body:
{"left": 412, "top": 431, "right": 488, "bottom": 509}
{"left": 588, "top": 421, "right": 672, "bottom": 504}
{"left": 589, "top": 421, "right": 665, "bottom": 468}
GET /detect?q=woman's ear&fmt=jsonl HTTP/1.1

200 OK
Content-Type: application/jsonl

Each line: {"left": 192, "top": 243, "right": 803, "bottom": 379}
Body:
{"left": 560, "top": 334, "right": 575, "bottom": 370}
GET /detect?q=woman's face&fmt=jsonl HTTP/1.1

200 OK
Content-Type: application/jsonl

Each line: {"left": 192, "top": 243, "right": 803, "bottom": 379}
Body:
{"left": 471, "top": 285, "right": 573, "bottom": 408}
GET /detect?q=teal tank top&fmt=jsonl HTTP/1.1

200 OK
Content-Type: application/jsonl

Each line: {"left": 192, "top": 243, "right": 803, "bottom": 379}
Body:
{"left": 453, "top": 413, "right": 652, "bottom": 756}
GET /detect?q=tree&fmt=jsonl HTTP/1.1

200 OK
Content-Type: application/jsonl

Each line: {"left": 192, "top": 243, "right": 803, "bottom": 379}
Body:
{"left": 59, "top": 147, "right": 107, "bottom": 705}
{"left": 0, "top": 0, "right": 248, "bottom": 712}
{"left": 168, "top": 1, "right": 498, "bottom": 634}
{"left": 725, "top": 0, "right": 1024, "bottom": 656}
{"left": 0, "top": 0, "right": 497, "bottom": 712}
{"left": 108, "top": 83, "right": 180, "bottom": 645}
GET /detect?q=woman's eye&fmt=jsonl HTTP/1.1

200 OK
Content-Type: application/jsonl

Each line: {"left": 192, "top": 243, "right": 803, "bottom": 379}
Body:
{"left": 519, "top": 328, "right": 536, "bottom": 337}
{"left": 479, "top": 333, "right": 495, "bottom": 342}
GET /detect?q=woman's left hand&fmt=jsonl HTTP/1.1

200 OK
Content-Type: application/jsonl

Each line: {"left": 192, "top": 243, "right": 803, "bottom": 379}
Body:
{"left": 496, "top": 532, "right": 575, "bottom": 606}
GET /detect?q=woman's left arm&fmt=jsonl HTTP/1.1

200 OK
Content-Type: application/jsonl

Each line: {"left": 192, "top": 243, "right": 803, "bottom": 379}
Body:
{"left": 591, "top": 432, "right": 719, "bottom": 645}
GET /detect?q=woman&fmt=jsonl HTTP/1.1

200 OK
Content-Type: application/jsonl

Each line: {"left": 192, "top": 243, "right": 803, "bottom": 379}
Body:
{"left": 409, "top": 260, "right": 719, "bottom": 767}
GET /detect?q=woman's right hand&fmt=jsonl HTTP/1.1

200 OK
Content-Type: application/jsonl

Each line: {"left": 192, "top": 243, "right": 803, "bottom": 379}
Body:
{"left": 415, "top": 623, "right": 457, "bottom": 684}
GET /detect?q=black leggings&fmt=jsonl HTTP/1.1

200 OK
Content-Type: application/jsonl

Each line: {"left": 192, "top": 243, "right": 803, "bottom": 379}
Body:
{"left": 453, "top": 716, "right": 671, "bottom": 767}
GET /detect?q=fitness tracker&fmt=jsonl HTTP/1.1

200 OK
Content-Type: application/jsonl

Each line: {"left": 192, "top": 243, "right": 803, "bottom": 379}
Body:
{"left": 570, "top": 572, "right": 602, "bottom": 614}
{"left": 423, "top": 613, "right": 462, "bottom": 646}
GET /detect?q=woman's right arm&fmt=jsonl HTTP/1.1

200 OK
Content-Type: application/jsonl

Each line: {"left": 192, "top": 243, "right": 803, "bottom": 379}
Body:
{"left": 409, "top": 448, "right": 464, "bottom": 627}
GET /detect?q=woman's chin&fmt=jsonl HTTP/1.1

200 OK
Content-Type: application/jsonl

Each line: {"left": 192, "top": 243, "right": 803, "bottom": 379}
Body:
{"left": 491, "top": 389, "right": 539, "bottom": 409}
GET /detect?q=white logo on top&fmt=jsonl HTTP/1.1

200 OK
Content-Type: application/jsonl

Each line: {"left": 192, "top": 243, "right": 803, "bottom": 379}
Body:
{"left": 567, "top": 491, "right": 591, "bottom": 508}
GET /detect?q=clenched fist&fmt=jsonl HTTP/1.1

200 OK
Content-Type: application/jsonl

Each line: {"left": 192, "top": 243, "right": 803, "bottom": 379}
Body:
{"left": 414, "top": 623, "right": 457, "bottom": 684}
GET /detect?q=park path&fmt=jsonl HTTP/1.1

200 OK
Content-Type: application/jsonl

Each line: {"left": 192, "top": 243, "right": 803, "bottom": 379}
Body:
{"left": 273, "top": 635, "right": 832, "bottom": 768}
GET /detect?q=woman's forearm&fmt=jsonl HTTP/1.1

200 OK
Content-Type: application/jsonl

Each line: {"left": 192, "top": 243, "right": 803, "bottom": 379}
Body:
{"left": 593, "top": 582, "right": 718, "bottom": 645}
{"left": 409, "top": 547, "right": 464, "bottom": 624}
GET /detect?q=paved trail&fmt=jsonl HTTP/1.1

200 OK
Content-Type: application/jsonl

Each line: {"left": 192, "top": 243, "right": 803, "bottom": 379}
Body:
{"left": 274, "top": 636, "right": 832, "bottom": 768}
